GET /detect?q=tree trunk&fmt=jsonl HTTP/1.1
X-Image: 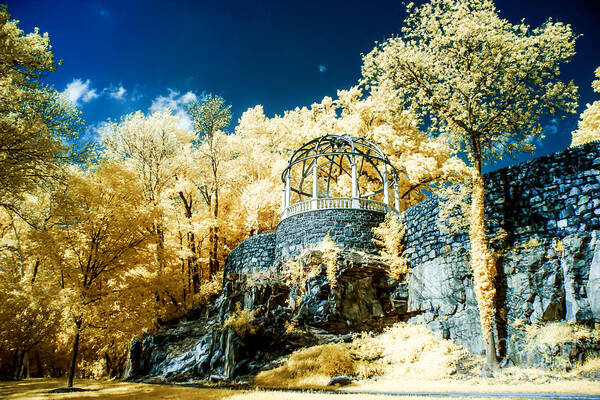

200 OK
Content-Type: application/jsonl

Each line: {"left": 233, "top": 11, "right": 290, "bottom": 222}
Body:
{"left": 210, "top": 190, "right": 219, "bottom": 277}
{"left": 12, "top": 350, "right": 23, "bottom": 380}
{"left": 35, "top": 350, "right": 43, "bottom": 378}
{"left": 67, "top": 319, "right": 81, "bottom": 388}
{"left": 469, "top": 152, "right": 499, "bottom": 371}
{"left": 22, "top": 350, "right": 30, "bottom": 378}
{"left": 154, "top": 222, "right": 166, "bottom": 272}
{"left": 178, "top": 191, "right": 201, "bottom": 292}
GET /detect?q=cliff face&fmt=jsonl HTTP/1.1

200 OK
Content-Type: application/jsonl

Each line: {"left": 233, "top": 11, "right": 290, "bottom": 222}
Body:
{"left": 408, "top": 231, "right": 600, "bottom": 368}
{"left": 125, "top": 250, "right": 408, "bottom": 382}
{"left": 126, "top": 143, "right": 600, "bottom": 382}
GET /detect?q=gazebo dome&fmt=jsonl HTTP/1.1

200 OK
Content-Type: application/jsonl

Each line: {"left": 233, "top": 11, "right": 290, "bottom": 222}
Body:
{"left": 281, "top": 134, "right": 400, "bottom": 220}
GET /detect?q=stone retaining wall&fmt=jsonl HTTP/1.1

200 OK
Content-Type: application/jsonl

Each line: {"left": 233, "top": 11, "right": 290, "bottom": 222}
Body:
{"left": 402, "top": 142, "right": 600, "bottom": 357}
{"left": 224, "top": 232, "right": 276, "bottom": 275}
{"left": 402, "top": 142, "right": 600, "bottom": 268}
{"left": 274, "top": 208, "right": 385, "bottom": 265}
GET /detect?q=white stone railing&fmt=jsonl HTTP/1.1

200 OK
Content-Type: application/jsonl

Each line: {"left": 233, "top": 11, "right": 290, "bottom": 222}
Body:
{"left": 281, "top": 197, "right": 395, "bottom": 220}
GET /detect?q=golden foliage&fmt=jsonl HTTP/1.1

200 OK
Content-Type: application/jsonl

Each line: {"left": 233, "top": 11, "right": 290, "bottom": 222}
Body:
{"left": 255, "top": 323, "right": 471, "bottom": 387}
{"left": 372, "top": 214, "right": 407, "bottom": 279}
{"left": 572, "top": 66, "right": 600, "bottom": 147}
{"left": 254, "top": 343, "right": 354, "bottom": 387}
{"left": 437, "top": 182, "right": 472, "bottom": 235}
{"left": 319, "top": 233, "right": 340, "bottom": 289}
{"left": 225, "top": 302, "right": 258, "bottom": 336}
{"left": 0, "top": 5, "right": 83, "bottom": 216}
{"left": 525, "top": 322, "right": 600, "bottom": 351}
{"left": 361, "top": 0, "right": 578, "bottom": 367}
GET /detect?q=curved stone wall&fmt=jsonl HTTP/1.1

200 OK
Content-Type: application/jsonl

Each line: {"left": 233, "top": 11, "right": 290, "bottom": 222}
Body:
{"left": 274, "top": 208, "right": 385, "bottom": 265}
{"left": 224, "top": 232, "right": 276, "bottom": 275}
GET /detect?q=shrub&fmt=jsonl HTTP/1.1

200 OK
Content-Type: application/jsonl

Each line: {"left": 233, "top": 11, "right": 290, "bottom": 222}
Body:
{"left": 254, "top": 323, "right": 471, "bottom": 387}
{"left": 372, "top": 214, "right": 407, "bottom": 279}
{"left": 319, "top": 233, "right": 340, "bottom": 288}
{"left": 225, "top": 302, "right": 258, "bottom": 335}
{"left": 525, "top": 322, "right": 599, "bottom": 351}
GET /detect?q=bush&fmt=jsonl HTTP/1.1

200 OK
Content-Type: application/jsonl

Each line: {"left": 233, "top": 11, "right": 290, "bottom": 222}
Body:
{"left": 254, "top": 323, "right": 471, "bottom": 387}
{"left": 225, "top": 302, "right": 258, "bottom": 335}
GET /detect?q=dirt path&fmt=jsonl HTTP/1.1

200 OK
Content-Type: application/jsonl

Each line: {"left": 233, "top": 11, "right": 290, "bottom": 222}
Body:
{"left": 2, "top": 379, "right": 599, "bottom": 400}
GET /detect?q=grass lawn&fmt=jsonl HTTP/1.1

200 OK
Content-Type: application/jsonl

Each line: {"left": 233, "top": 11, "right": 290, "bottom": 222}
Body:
{"left": 0, "top": 378, "right": 243, "bottom": 400}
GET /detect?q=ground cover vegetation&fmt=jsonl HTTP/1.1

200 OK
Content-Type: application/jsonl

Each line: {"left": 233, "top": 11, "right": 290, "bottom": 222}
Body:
{"left": 0, "top": 0, "right": 598, "bottom": 391}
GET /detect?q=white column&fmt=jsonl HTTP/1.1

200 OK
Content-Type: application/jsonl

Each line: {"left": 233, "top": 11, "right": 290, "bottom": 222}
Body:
{"left": 383, "top": 166, "right": 389, "bottom": 207}
{"left": 285, "top": 173, "right": 291, "bottom": 208}
{"left": 351, "top": 159, "right": 359, "bottom": 209}
{"left": 312, "top": 162, "right": 319, "bottom": 209}
{"left": 394, "top": 183, "right": 400, "bottom": 211}
{"left": 281, "top": 187, "right": 286, "bottom": 213}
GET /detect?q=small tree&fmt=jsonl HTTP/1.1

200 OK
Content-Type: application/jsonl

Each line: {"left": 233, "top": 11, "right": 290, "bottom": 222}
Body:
{"left": 361, "top": 0, "right": 578, "bottom": 370}
{"left": 571, "top": 66, "right": 600, "bottom": 146}
{"left": 186, "top": 95, "right": 232, "bottom": 277}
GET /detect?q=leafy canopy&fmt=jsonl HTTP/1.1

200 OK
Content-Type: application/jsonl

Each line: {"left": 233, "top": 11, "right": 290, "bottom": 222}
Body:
{"left": 571, "top": 67, "right": 600, "bottom": 147}
{"left": 361, "top": 0, "right": 578, "bottom": 163}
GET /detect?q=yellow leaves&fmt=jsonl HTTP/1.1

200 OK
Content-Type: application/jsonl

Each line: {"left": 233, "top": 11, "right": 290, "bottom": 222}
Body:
{"left": 0, "top": 6, "right": 82, "bottom": 215}
{"left": 571, "top": 66, "right": 600, "bottom": 147}
{"left": 319, "top": 233, "right": 340, "bottom": 289}
{"left": 372, "top": 214, "right": 408, "bottom": 279}
{"left": 225, "top": 302, "right": 258, "bottom": 336}
{"left": 361, "top": 0, "right": 578, "bottom": 161}
{"left": 256, "top": 323, "right": 470, "bottom": 387}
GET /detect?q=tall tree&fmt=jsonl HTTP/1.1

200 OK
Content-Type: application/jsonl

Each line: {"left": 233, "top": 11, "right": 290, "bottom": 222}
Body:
{"left": 102, "top": 110, "right": 192, "bottom": 292}
{"left": 38, "top": 163, "right": 153, "bottom": 387}
{"left": 0, "top": 209, "right": 65, "bottom": 379}
{"left": 0, "top": 5, "right": 82, "bottom": 219}
{"left": 186, "top": 95, "right": 232, "bottom": 277}
{"left": 571, "top": 66, "right": 600, "bottom": 146}
{"left": 361, "top": 0, "right": 578, "bottom": 370}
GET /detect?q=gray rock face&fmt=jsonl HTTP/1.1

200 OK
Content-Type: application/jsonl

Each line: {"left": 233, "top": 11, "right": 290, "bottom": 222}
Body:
{"left": 407, "top": 232, "right": 598, "bottom": 363}
{"left": 402, "top": 142, "right": 600, "bottom": 363}
{"left": 125, "top": 250, "right": 406, "bottom": 382}
{"left": 586, "top": 232, "right": 600, "bottom": 323}
{"left": 409, "top": 247, "right": 484, "bottom": 355}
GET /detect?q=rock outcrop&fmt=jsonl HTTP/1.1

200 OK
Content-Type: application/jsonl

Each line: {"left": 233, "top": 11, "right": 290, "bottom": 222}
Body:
{"left": 408, "top": 232, "right": 599, "bottom": 363}
{"left": 125, "top": 250, "right": 406, "bottom": 382}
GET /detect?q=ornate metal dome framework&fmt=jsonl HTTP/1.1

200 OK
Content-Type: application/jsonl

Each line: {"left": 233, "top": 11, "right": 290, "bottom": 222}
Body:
{"left": 281, "top": 134, "right": 400, "bottom": 219}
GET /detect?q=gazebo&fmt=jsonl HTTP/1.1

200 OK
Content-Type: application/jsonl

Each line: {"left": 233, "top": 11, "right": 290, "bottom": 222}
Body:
{"left": 281, "top": 134, "right": 400, "bottom": 220}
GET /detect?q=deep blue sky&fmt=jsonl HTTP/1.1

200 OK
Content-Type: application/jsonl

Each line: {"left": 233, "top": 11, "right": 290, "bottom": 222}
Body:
{"left": 6, "top": 0, "right": 600, "bottom": 168}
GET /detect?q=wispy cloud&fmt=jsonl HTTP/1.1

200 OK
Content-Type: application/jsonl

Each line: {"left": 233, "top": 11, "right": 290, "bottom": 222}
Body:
{"left": 99, "top": 8, "right": 110, "bottom": 17}
{"left": 62, "top": 79, "right": 140, "bottom": 107}
{"left": 542, "top": 118, "right": 559, "bottom": 136}
{"left": 106, "top": 85, "right": 127, "bottom": 100}
{"left": 318, "top": 64, "right": 327, "bottom": 73}
{"left": 149, "top": 89, "right": 199, "bottom": 131}
{"left": 61, "top": 79, "right": 99, "bottom": 107}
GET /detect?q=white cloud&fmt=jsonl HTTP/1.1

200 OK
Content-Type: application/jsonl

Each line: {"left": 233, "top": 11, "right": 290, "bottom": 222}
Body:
{"left": 542, "top": 118, "right": 559, "bottom": 136}
{"left": 108, "top": 85, "right": 127, "bottom": 100}
{"left": 62, "top": 79, "right": 99, "bottom": 106}
{"left": 149, "top": 89, "right": 199, "bottom": 131}
{"left": 62, "top": 79, "right": 141, "bottom": 106}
